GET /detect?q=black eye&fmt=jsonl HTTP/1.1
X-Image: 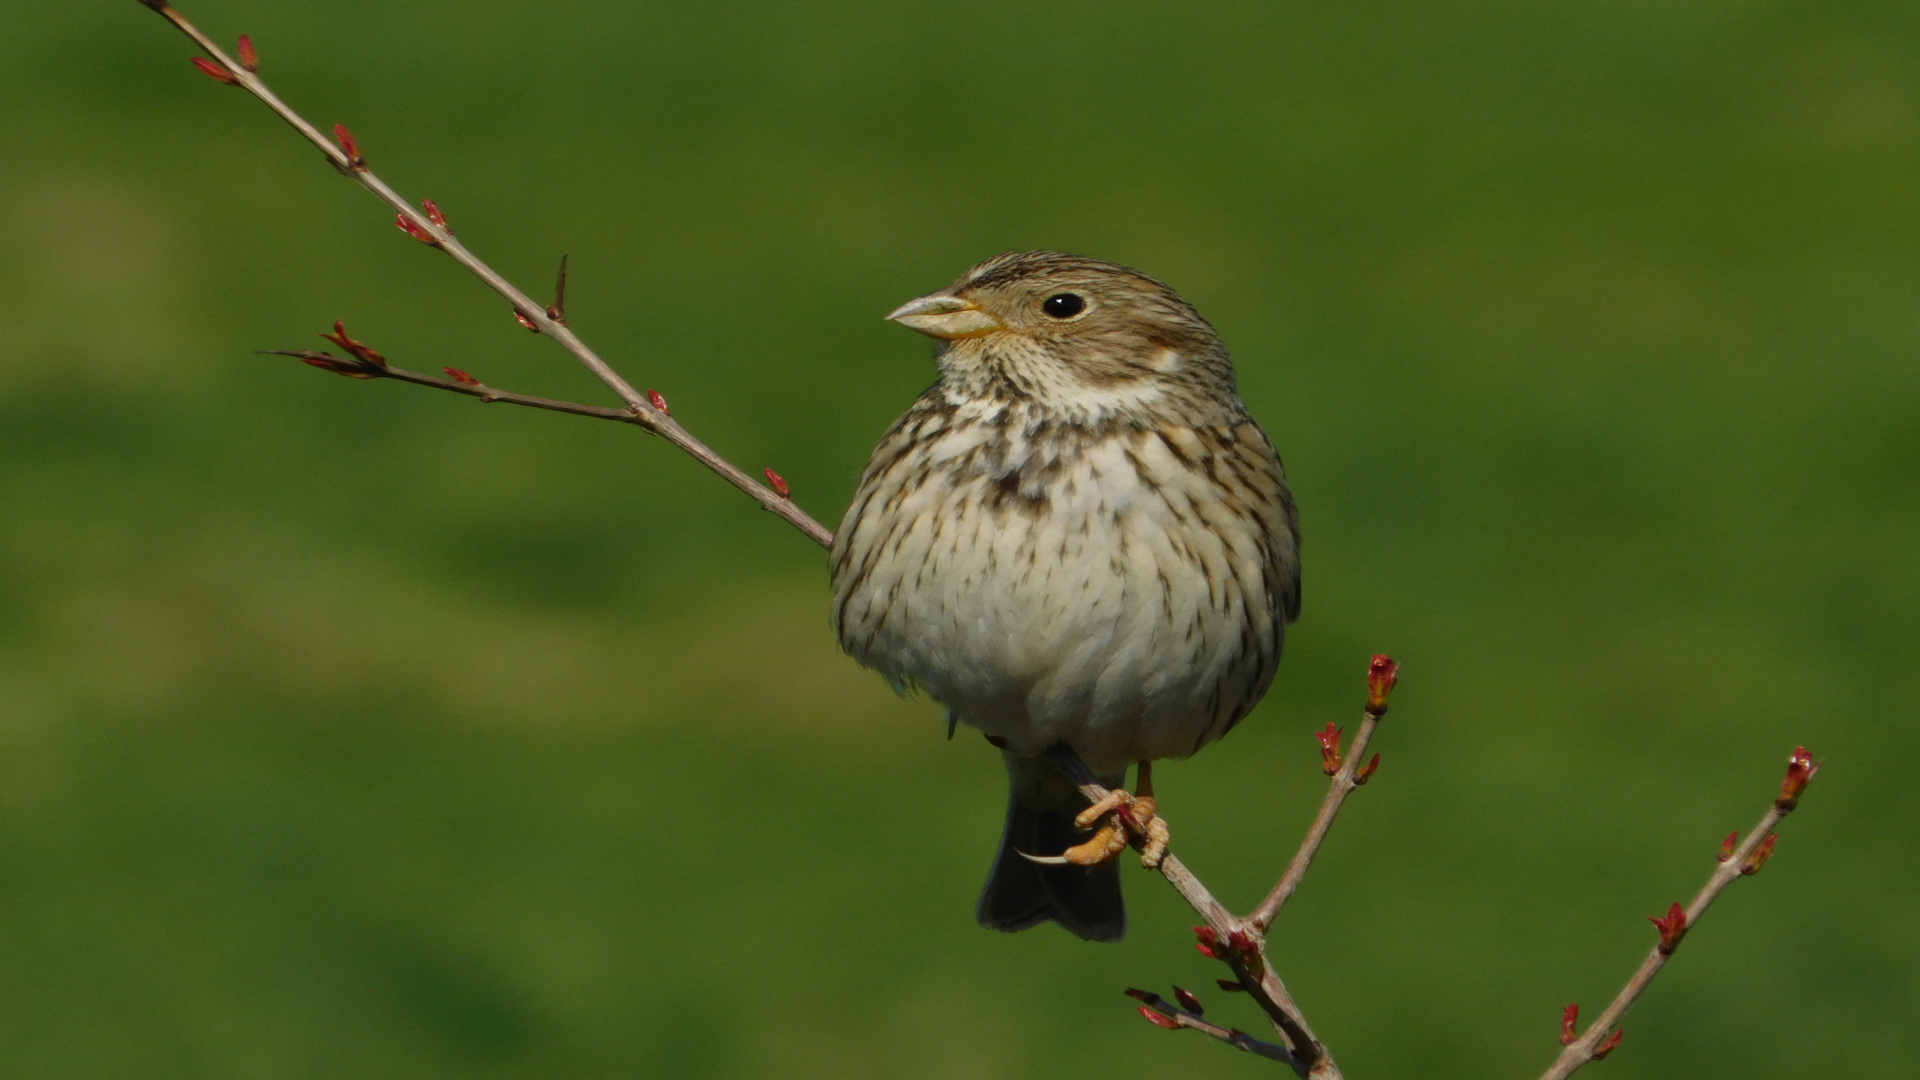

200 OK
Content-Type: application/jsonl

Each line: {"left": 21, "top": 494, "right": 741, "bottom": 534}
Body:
{"left": 1041, "top": 292, "right": 1085, "bottom": 319}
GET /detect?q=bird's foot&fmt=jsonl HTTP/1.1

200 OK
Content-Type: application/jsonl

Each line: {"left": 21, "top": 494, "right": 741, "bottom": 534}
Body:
{"left": 1029, "top": 762, "right": 1172, "bottom": 869}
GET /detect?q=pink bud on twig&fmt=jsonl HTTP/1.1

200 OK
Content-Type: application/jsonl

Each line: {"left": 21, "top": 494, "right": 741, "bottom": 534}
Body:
{"left": 1778, "top": 746, "right": 1815, "bottom": 810}
{"left": 1316, "top": 723, "right": 1342, "bottom": 776}
{"left": 647, "top": 389, "right": 670, "bottom": 415}
{"left": 1137, "top": 1006, "right": 1182, "bottom": 1030}
{"left": 1173, "top": 986, "right": 1203, "bottom": 1015}
{"left": 1366, "top": 654, "right": 1399, "bottom": 713}
{"left": 319, "top": 321, "right": 386, "bottom": 368}
{"left": 765, "top": 468, "right": 791, "bottom": 499}
{"left": 1718, "top": 830, "right": 1739, "bottom": 863}
{"left": 1193, "top": 925, "right": 1220, "bottom": 960}
{"left": 332, "top": 123, "right": 364, "bottom": 168}
{"left": 514, "top": 311, "right": 541, "bottom": 332}
{"left": 236, "top": 34, "right": 258, "bottom": 72}
{"left": 1649, "top": 902, "right": 1687, "bottom": 955}
{"left": 421, "top": 198, "right": 447, "bottom": 229}
{"left": 1353, "top": 752, "right": 1381, "bottom": 785}
{"left": 1592, "top": 1029, "right": 1624, "bottom": 1060}
{"left": 1560, "top": 1003, "right": 1579, "bottom": 1046}
{"left": 443, "top": 367, "right": 479, "bottom": 387}
{"left": 191, "top": 57, "right": 239, "bottom": 85}
{"left": 396, "top": 213, "right": 438, "bottom": 245}
{"left": 1741, "top": 834, "right": 1777, "bottom": 876}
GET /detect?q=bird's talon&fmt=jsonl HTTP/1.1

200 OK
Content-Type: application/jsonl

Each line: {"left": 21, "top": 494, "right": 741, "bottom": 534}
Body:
{"left": 1074, "top": 790, "right": 1130, "bottom": 830}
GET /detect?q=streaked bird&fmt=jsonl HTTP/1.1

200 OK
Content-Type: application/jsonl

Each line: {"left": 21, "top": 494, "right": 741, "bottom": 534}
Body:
{"left": 832, "top": 252, "right": 1300, "bottom": 941}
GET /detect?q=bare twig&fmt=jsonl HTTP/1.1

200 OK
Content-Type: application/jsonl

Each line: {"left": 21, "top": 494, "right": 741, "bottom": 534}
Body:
{"left": 1250, "top": 657, "right": 1398, "bottom": 932}
{"left": 260, "top": 350, "right": 648, "bottom": 425}
{"left": 140, "top": 1, "right": 833, "bottom": 550}
{"left": 1127, "top": 987, "right": 1301, "bottom": 1068}
{"left": 1535, "top": 748, "right": 1819, "bottom": 1080}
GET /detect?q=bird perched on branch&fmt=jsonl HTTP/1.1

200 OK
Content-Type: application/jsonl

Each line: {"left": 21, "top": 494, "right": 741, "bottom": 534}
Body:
{"left": 831, "top": 252, "right": 1300, "bottom": 941}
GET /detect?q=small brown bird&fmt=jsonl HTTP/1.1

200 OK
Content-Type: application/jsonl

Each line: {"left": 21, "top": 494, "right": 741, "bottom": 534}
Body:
{"left": 831, "top": 252, "right": 1300, "bottom": 941}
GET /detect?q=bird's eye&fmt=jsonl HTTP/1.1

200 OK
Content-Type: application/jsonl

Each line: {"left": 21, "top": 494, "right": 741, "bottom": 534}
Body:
{"left": 1041, "top": 293, "right": 1085, "bottom": 319}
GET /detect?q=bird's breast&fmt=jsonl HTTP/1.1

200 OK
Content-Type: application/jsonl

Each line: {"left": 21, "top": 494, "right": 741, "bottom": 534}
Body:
{"left": 831, "top": 402, "right": 1290, "bottom": 768}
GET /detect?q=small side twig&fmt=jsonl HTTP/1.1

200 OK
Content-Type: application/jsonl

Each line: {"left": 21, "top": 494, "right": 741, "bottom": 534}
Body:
{"left": 1127, "top": 987, "right": 1301, "bottom": 1068}
{"left": 1249, "top": 656, "right": 1398, "bottom": 932}
{"left": 139, "top": 1, "right": 832, "bottom": 549}
{"left": 1536, "top": 747, "right": 1819, "bottom": 1080}
{"left": 260, "top": 349, "right": 646, "bottom": 426}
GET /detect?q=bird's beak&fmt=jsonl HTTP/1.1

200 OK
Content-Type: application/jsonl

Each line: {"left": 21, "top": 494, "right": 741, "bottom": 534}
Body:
{"left": 885, "top": 292, "right": 1003, "bottom": 339}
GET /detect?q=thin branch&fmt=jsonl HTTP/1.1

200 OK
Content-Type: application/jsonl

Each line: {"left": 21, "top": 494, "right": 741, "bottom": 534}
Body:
{"left": 140, "top": 1, "right": 833, "bottom": 550}
{"left": 260, "top": 350, "right": 646, "bottom": 424}
{"left": 1127, "top": 988, "right": 1302, "bottom": 1068}
{"left": 1536, "top": 750, "right": 1819, "bottom": 1080}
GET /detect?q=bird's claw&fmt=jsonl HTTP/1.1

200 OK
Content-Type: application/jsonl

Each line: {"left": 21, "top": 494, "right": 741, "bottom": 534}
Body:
{"left": 1021, "top": 763, "right": 1171, "bottom": 869}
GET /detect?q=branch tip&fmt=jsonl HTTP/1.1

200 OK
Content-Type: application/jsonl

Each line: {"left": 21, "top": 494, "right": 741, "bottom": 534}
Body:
{"left": 1366, "top": 654, "right": 1399, "bottom": 714}
{"left": 1138, "top": 1005, "right": 1182, "bottom": 1030}
{"left": 1777, "top": 746, "right": 1816, "bottom": 810}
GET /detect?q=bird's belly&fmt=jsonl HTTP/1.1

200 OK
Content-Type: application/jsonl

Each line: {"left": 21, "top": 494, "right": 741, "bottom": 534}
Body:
{"left": 835, "top": 436, "right": 1269, "bottom": 772}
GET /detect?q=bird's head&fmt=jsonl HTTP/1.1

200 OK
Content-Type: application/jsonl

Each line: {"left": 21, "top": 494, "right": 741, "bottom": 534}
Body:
{"left": 886, "top": 251, "right": 1236, "bottom": 418}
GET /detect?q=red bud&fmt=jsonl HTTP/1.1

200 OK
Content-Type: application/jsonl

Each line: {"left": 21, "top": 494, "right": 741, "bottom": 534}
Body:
{"left": 190, "top": 57, "right": 238, "bottom": 85}
{"left": 1123, "top": 987, "right": 1154, "bottom": 1003}
{"left": 1366, "top": 654, "right": 1399, "bottom": 713}
{"left": 1649, "top": 902, "right": 1687, "bottom": 955}
{"left": 647, "top": 389, "right": 670, "bottom": 415}
{"left": 421, "top": 198, "right": 447, "bottom": 229}
{"left": 1592, "top": 1029, "right": 1623, "bottom": 1060}
{"left": 443, "top": 367, "right": 479, "bottom": 387}
{"left": 1173, "top": 986, "right": 1203, "bottom": 1014}
{"left": 1193, "top": 925, "right": 1220, "bottom": 959}
{"left": 1778, "top": 746, "right": 1815, "bottom": 810}
{"left": 297, "top": 352, "right": 374, "bottom": 379}
{"left": 1560, "top": 1003, "right": 1579, "bottom": 1046}
{"left": 319, "top": 321, "right": 386, "bottom": 368}
{"left": 514, "top": 311, "right": 540, "bottom": 332}
{"left": 236, "top": 34, "right": 258, "bottom": 72}
{"left": 1316, "top": 723, "right": 1343, "bottom": 776}
{"left": 396, "top": 213, "right": 438, "bottom": 245}
{"left": 1353, "top": 752, "right": 1380, "bottom": 785}
{"left": 1718, "top": 830, "right": 1739, "bottom": 863}
{"left": 1741, "top": 834, "right": 1777, "bottom": 876}
{"left": 1138, "top": 1006, "right": 1182, "bottom": 1031}
{"left": 1216, "top": 978, "right": 1245, "bottom": 992}
{"left": 765, "top": 467, "right": 791, "bottom": 499}
{"left": 332, "top": 123, "right": 363, "bottom": 167}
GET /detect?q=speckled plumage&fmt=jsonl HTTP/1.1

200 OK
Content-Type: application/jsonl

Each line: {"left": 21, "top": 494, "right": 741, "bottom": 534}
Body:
{"left": 831, "top": 252, "right": 1300, "bottom": 940}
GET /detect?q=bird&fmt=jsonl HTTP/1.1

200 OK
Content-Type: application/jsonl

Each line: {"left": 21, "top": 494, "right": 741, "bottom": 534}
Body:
{"left": 830, "top": 251, "right": 1300, "bottom": 942}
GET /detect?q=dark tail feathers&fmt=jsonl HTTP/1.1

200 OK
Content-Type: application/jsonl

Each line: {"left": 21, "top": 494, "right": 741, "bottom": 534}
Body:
{"left": 976, "top": 753, "right": 1126, "bottom": 942}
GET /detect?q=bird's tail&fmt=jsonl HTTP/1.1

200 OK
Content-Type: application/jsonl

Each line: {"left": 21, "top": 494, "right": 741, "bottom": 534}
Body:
{"left": 976, "top": 750, "right": 1126, "bottom": 942}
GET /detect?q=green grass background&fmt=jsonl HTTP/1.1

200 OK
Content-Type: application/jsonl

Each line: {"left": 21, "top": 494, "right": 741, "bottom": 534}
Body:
{"left": 3, "top": 1, "right": 1916, "bottom": 1077}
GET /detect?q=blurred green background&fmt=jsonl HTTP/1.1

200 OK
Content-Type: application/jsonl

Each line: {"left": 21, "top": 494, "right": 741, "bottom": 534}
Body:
{"left": 2, "top": 1, "right": 1915, "bottom": 1077}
